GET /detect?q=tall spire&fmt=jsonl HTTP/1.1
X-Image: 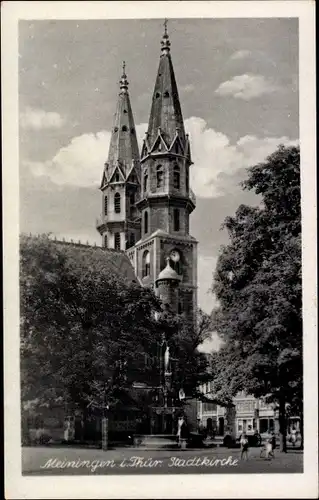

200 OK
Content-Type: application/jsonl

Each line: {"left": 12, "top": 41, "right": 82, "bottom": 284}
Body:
{"left": 106, "top": 63, "right": 140, "bottom": 175}
{"left": 142, "top": 20, "right": 185, "bottom": 151}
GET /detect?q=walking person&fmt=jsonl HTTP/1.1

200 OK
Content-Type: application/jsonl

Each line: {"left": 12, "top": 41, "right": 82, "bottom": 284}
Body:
{"left": 260, "top": 437, "right": 273, "bottom": 460}
{"left": 290, "top": 426, "right": 297, "bottom": 447}
{"left": 179, "top": 416, "right": 189, "bottom": 450}
{"left": 239, "top": 432, "right": 249, "bottom": 461}
{"left": 270, "top": 432, "right": 276, "bottom": 458}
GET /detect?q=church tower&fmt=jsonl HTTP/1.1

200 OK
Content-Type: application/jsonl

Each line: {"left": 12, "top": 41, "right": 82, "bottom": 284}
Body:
{"left": 97, "top": 64, "right": 141, "bottom": 251}
{"left": 126, "top": 24, "right": 198, "bottom": 320}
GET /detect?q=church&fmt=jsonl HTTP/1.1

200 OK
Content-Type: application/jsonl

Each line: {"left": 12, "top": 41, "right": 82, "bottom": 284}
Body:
{"left": 21, "top": 23, "right": 200, "bottom": 445}
{"left": 96, "top": 23, "right": 198, "bottom": 322}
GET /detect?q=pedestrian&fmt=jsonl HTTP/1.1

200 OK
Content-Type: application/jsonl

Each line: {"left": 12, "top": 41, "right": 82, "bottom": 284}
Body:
{"left": 290, "top": 426, "right": 297, "bottom": 447}
{"left": 260, "top": 438, "right": 273, "bottom": 460}
{"left": 271, "top": 432, "right": 276, "bottom": 457}
{"left": 179, "top": 416, "right": 189, "bottom": 450}
{"left": 239, "top": 432, "right": 249, "bottom": 460}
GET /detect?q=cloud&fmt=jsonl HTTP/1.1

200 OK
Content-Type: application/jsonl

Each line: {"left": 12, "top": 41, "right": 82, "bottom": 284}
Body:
{"left": 22, "top": 117, "right": 298, "bottom": 198}
{"left": 185, "top": 117, "right": 298, "bottom": 198}
{"left": 20, "top": 107, "right": 66, "bottom": 130}
{"left": 230, "top": 50, "right": 252, "bottom": 60}
{"left": 215, "top": 74, "right": 279, "bottom": 100}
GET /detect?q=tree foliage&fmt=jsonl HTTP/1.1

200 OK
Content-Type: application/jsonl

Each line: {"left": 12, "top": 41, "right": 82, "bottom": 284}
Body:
{"left": 20, "top": 236, "right": 163, "bottom": 413}
{"left": 20, "top": 236, "right": 208, "bottom": 418}
{"left": 211, "top": 145, "right": 302, "bottom": 450}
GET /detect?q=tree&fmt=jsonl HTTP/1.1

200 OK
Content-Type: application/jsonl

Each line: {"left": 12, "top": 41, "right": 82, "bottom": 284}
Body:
{"left": 210, "top": 145, "right": 301, "bottom": 452}
{"left": 20, "top": 236, "right": 210, "bottom": 437}
{"left": 20, "top": 235, "right": 164, "bottom": 425}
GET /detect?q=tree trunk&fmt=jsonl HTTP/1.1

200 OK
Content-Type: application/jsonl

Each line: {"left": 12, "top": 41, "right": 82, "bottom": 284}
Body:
{"left": 279, "top": 396, "right": 287, "bottom": 452}
{"left": 101, "top": 416, "right": 108, "bottom": 451}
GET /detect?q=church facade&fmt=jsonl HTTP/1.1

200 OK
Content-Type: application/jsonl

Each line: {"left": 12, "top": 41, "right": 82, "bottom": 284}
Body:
{"left": 96, "top": 25, "right": 198, "bottom": 321}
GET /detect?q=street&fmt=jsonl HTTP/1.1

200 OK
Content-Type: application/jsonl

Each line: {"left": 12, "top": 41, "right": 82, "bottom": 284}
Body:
{"left": 22, "top": 445, "right": 303, "bottom": 475}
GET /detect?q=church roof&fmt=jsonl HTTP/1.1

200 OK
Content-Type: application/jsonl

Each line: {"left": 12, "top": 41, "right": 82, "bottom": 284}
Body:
{"left": 106, "top": 63, "right": 140, "bottom": 177}
{"left": 144, "top": 24, "right": 186, "bottom": 151}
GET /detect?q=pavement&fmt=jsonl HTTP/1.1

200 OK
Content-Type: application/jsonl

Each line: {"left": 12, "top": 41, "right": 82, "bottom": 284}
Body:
{"left": 22, "top": 445, "right": 303, "bottom": 475}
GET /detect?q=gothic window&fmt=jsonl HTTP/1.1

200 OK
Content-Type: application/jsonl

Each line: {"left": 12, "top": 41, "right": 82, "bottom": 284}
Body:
{"left": 130, "top": 192, "right": 135, "bottom": 205}
{"left": 155, "top": 92, "right": 161, "bottom": 98}
{"left": 114, "top": 192, "right": 121, "bottom": 213}
{"left": 129, "top": 232, "right": 135, "bottom": 247}
{"left": 156, "top": 165, "right": 164, "bottom": 189}
{"left": 104, "top": 196, "right": 108, "bottom": 215}
{"left": 173, "top": 208, "right": 180, "bottom": 231}
{"left": 104, "top": 235, "right": 108, "bottom": 248}
{"left": 142, "top": 250, "right": 150, "bottom": 277}
{"left": 144, "top": 211, "right": 149, "bottom": 234}
{"left": 163, "top": 91, "right": 170, "bottom": 98}
{"left": 143, "top": 171, "right": 148, "bottom": 192}
{"left": 115, "top": 172, "right": 120, "bottom": 182}
{"left": 122, "top": 125, "right": 128, "bottom": 132}
{"left": 114, "top": 232, "right": 121, "bottom": 251}
{"left": 173, "top": 164, "right": 180, "bottom": 190}
{"left": 186, "top": 168, "right": 189, "bottom": 192}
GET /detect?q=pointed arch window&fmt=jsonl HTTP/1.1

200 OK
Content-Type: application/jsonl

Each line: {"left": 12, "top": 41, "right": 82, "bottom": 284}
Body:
{"left": 173, "top": 208, "right": 180, "bottom": 232}
{"left": 115, "top": 173, "right": 120, "bottom": 182}
{"left": 104, "top": 196, "right": 108, "bottom": 215}
{"left": 144, "top": 211, "right": 149, "bottom": 235}
{"left": 173, "top": 164, "right": 180, "bottom": 190}
{"left": 143, "top": 171, "right": 148, "bottom": 193}
{"left": 104, "top": 235, "right": 108, "bottom": 248}
{"left": 185, "top": 168, "right": 189, "bottom": 193}
{"left": 114, "top": 192, "right": 121, "bottom": 213}
{"left": 156, "top": 165, "right": 164, "bottom": 189}
{"left": 129, "top": 232, "right": 135, "bottom": 248}
{"left": 114, "top": 232, "right": 121, "bottom": 251}
{"left": 122, "top": 125, "right": 128, "bottom": 132}
{"left": 142, "top": 250, "right": 151, "bottom": 277}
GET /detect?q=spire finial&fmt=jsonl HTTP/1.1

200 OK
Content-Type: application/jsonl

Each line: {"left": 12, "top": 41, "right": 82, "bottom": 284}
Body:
{"left": 164, "top": 18, "right": 168, "bottom": 36}
{"left": 161, "top": 19, "right": 171, "bottom": 54}
{"left": 119, "top": 61, "right": 129, "bottom": 93}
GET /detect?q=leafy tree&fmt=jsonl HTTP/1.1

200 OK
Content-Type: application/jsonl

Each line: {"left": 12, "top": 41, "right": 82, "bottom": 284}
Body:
{"left": 20, "top": 236, "right": 209, "bottom": 434}
{"left": 20, "top": 235, "right": 164, "bottom": 425}
{"left": 210, "top": 145, "right": 301, "bottom": 451}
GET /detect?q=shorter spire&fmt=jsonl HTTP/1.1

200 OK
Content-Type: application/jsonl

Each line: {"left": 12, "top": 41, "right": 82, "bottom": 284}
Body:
{"left": 161, "top": 18, "right": 171, "bottom": 54}
{"left": 119, "top": 61, "right": 129, "bottom": 93}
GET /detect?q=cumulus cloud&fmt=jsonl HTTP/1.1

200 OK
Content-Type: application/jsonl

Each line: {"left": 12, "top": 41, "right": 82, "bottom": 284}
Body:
{"left": 215, "top": 74, "right": 279, "bottom": 100}
{"left": 22, "top": 117, "right": 298, "bottom": 198}
{"left": 20, "top": 107, "right": 66, "bottom": 130}
{"left": 230, "top": 50, "right": 252, "bottom": 60}
{"left": 185, "top": 117, "right": 298, "bottom": 198}
{"left": 22, "top": 123, "right": 148, "bottom": 187}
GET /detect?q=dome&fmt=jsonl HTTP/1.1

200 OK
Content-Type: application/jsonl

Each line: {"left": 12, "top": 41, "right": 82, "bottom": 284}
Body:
{"left": 156, "top": 258, "right": 182, "bottom": 284}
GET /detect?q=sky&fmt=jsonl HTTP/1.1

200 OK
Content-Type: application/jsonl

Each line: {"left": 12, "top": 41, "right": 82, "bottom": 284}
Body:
{"left": 19, "top": 18, "right": 299, "bottom": 351}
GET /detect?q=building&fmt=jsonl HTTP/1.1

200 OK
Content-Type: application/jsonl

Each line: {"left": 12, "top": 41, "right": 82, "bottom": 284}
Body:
{"left": 96, "top": 24, "right": 197, "bottom": 321}
{"left": 197, "top": 383, "right": 281, "bottom": 438}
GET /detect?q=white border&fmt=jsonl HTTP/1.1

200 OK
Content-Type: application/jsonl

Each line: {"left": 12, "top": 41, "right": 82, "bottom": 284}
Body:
{"left": 2, "top": 1, "right": 317, "bottom": 498}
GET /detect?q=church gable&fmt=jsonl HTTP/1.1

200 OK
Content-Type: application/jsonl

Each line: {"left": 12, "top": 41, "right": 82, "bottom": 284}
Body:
{"left": 109, "top": 164, "right": 125, "bottom": 184}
